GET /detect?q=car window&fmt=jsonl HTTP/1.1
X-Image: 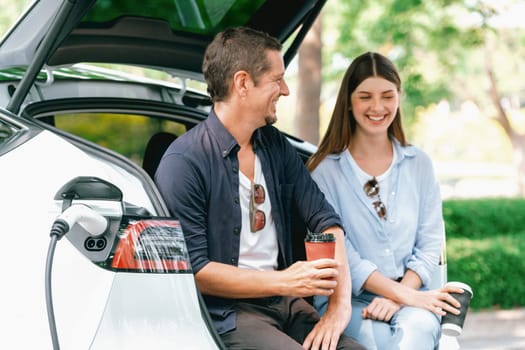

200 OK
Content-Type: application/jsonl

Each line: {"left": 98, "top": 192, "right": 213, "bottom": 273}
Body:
{"left": 0, "top": 0, "right": 33, "bottom": 39}
{"left": 51, "top": 112, "right": 186, "bottom": 166}
{"left": 83, "top": 0, "right": 266, "bottom": 35}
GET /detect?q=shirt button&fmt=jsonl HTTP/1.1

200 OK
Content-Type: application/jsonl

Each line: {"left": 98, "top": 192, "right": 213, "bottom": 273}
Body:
{"left": 230, "top": 258, "right": 236, "bottom": 264}
{"left": 233, "top": 228, "right": 240, "bottom": 235}
{"left": 222, "top": 150, "right": 228, "bottom": 157}
{"left": 232, "top": 166, "right": 238, "bottom": 172}
{"left": 234, "top": 198, "right": 239, "bottom": 204}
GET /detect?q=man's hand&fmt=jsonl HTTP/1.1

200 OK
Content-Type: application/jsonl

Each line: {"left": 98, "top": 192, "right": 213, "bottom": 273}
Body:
{"left": 362, "top": 297, "right": 400, "bottom": 322}
{"left": 302, "top": 300, "right": 350, "bottom": 350}
{"left": 281, "top": 258, "right": 347, "bottom": 350}
{"left": 281, "top": 259, "right": 340, "bottom": 297}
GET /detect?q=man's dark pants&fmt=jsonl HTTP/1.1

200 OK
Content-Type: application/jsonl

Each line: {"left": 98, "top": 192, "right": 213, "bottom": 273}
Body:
{"left": 220, "top": 296, "right": 365, "bottom": 350}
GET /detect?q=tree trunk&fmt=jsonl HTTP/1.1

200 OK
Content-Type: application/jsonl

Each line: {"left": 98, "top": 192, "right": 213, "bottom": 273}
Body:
{"left": 295, "top": 16, "right": 322, "bottom": 145}
{"left": 485, "top": 53, "right": 525, "bottom": 195}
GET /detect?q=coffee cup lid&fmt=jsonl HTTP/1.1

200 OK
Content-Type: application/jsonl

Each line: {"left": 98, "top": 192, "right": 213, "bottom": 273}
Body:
{"left": 305, "top": 232, "right": 336, "bottom": 242}
{"left": 446, "top": 281, "right": 473, "bottom": 297}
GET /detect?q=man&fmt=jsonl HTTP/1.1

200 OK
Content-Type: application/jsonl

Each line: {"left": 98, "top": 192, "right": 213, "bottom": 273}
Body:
{"left": 155, "top": 27, "right": 364, "bottom": 350}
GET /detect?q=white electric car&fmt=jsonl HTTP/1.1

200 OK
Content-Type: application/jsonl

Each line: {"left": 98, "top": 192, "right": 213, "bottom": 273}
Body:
{"left": 0, "top": 0, "right": 325, "bottom": 348}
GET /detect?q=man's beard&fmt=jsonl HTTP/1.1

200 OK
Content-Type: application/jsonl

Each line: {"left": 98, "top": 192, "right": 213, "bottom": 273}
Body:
{"left": 264, "top": 114, "right": 277, "bottom": 125}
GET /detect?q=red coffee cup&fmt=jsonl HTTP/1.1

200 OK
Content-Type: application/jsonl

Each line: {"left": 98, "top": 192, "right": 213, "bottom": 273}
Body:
{"left": 304, "top": 233, "right": 336, "bottom": 260}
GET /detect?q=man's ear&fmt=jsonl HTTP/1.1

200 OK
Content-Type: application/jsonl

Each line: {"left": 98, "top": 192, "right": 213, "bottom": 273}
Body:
{"left": 232, "top": 70, "right": 250, "bottom": 98}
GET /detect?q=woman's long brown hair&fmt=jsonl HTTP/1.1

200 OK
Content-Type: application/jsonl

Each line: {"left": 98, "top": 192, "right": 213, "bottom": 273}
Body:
{"left": 306, "top": 52, "right": 407, "bottom": 171}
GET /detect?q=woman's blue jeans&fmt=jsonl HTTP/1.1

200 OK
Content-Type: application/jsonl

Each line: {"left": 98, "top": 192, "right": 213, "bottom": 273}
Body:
{"left": 314, "top": 292, "right": 441, "bottom": 350}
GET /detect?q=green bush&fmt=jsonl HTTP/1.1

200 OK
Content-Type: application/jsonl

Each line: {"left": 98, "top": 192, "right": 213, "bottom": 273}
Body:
{"left": 443, "top": 198, "right": 525, "bottom": 239}
{"left": 443, "top": 198, "right": 525, "bottom": 310}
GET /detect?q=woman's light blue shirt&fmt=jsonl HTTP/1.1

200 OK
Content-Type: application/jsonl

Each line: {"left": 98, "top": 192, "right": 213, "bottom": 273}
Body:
{"left": 311, "top": 140, "right": 444, "bottom": 296}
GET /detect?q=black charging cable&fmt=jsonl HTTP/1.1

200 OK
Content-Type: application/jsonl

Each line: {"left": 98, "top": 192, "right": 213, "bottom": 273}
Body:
{"left": 45, "top": 220, "right": 71, "bottom": 350}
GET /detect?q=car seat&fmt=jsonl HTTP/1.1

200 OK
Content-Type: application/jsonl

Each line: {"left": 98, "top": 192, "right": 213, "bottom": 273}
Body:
{"left": 142, "top": 131, "right": 177, "bottom": 178}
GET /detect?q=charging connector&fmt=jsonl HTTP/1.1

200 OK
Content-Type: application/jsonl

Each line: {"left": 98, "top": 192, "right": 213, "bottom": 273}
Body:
{"left": 50, "top": 204, "right": 108, "bottom": 239}
{"left": 46, "top": 204, "right": 108, "bottom": 349}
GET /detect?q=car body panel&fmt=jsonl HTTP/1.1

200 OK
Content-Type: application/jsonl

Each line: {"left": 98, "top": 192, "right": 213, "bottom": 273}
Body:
{"left": 90, "top": 274, "right": 218, "bottom": 349}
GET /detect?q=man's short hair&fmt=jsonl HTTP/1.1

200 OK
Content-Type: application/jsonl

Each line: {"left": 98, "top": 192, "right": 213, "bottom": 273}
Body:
{"left": 202, "top": 26, "right": 282, "bottom": 102}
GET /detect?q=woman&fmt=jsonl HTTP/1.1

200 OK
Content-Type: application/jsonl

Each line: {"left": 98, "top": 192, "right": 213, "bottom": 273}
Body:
{"left": 307, "top": 52, "right": 464, "bottom": 349}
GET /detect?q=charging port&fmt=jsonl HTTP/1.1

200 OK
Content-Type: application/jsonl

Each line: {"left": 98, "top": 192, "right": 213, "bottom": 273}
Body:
{"left": 84, "top": 237, "right": 107, "bottom": 251}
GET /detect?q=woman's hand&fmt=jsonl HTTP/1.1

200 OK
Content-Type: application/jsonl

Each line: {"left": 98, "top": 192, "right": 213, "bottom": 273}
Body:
{"left": 362, "top": 297, "right": 400, "bottom": 322}
{"left": 405, "top": 285, "right": 465, "bottom": 316}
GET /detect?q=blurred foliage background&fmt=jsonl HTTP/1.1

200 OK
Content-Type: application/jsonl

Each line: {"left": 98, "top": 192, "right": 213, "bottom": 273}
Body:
{"left": 0, "top": 0, "right": 28, "bottom": 29}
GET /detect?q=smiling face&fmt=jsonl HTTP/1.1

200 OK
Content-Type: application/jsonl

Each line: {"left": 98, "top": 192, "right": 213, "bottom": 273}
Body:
{"left": 248, "top": 50, "right": 289, "bottom": 126}
{"left": 350, "top": 76, "right": 400, "bottom": 137}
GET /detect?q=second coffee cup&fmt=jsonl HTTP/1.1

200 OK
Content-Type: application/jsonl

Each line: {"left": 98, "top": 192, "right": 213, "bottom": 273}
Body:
{"left": 304, "top": 232, "right": 336, "bottom": 260}
{"left": 441, "top": 281, "right": 474, "bottom": 337}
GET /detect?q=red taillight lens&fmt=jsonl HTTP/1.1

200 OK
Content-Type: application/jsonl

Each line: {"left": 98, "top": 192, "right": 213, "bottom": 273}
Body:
{"left": 111, "top": 219, "right": 191, "bottom": 273}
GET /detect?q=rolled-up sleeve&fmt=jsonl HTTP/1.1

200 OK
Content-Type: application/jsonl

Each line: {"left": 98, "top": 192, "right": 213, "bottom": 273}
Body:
{"left": 345, "top": 238, "right": 378, "bottom": 295}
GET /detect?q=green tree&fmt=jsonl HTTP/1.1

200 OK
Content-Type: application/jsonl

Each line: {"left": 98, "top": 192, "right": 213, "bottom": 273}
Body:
{"left": 461, "top": 5, "right": 525, "bottom": 195}
{"left": 331, "top": 0, "right": 480, "bottom": 122}
{"left": 326, "top": 0, "right": 525, "bottom": 194}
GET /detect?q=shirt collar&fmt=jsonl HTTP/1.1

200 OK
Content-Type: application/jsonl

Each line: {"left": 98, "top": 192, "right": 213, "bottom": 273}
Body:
{"left": 325, "top": 138, "right": 416, "bottom": 162}
{"left": 392, "top": 138, "right": 416, "bottom": 164}
{"left": 252, "top": 127, "right": 265, "bottom": 151}
{"left": 205, "top": 109, "right": 266, "bottom": 157}
{"left": 205, "top": 109, "right": 239, "bottom": 158}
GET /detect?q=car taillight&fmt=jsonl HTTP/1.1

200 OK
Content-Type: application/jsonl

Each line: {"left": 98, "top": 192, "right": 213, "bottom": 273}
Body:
{"left": 110, "top": 219, "right": 191, "bottom": 273}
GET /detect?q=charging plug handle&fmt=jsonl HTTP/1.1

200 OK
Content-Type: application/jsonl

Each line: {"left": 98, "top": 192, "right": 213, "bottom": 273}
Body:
{"left": 50, "top": 204, "right": 108, "bottom": 239}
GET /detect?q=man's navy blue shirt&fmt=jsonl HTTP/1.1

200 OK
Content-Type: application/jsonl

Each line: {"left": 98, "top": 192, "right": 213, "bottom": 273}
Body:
{"left": 155, "top": 110, "right": 342, "bottom": 334}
